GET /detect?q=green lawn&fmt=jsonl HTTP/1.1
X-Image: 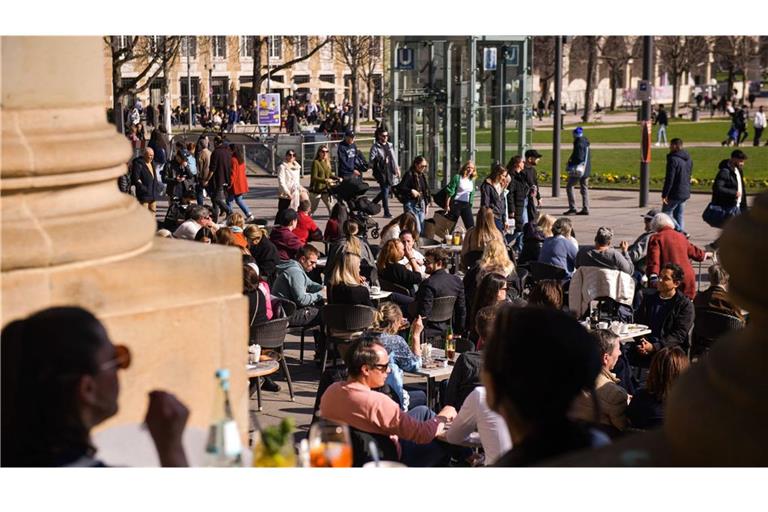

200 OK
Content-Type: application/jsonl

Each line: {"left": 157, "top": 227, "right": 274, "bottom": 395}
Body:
{"left": 475, "top": 120, "right": 734, "bottom": 145}
{"left": 472, "top": 146, "right": 768, "bottom": 193}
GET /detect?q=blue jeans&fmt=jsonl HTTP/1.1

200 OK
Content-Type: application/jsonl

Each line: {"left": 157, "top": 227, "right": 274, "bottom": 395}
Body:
{"left": 227, "top": 194, "right": 252, "bottom": 217}
{"left": 399, "top": 406, "right": 453, "bottom": 467}
{"left": 657, "top": 125, "right": 667, "bottom": 144}
{"left": 404, "top": 200, "right": 425, "bottom": 235}
{"left": 662, "top": 199, "right": 685, "bottom": 232}
{"left": 373, "top": 184, "right": 392, "bottom": 216}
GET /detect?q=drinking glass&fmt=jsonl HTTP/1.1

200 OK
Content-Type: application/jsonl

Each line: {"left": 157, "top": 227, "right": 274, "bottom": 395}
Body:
{"left": 308, "top": 419, "right": 353, "bottom": 468}
{"left": 445, "top": 337, "right": 456, "bottom": 360}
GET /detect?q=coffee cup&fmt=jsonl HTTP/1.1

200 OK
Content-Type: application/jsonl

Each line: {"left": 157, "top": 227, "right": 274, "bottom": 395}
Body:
{"left": 370, "top": 285, "right": 381, "bottom": 295}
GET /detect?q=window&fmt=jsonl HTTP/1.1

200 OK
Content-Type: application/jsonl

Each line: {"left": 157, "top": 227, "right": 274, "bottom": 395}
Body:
{"left": 213, "top": 36, "right": 227, "bottom": 59}
{"left": 181, "top": 36, "right": 197, "bottom": 58}
{"left": 115, "top": 36, "right": 132, "bottom": 49}
{"left": 269, "top": 36, "right": 282, "bottom": 59}
{"left": 240, "top": 36, "right": 254, "bottom": 58}
{"left": 180, "top": 78, "right": 200, "bottom": 108}
{"left": 295, "top": 36, "right": 308, "bottom": 58}
{"left": 320, "top": 37, "right": 333, "bottom": 61}
{"left": 371, "top": 36, "right": 382, "bottom": 58}
{"left": 149, "top": 36, "right": 166, "bottom": 54}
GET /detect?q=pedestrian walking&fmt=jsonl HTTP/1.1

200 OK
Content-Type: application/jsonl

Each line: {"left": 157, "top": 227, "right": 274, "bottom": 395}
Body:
{"left": 661, "top": 138, "right": 692, "bottom": 234}
{"left": 370, "top": 127, "right": 400, "bottom": 218}
{"left": 654, "top": 104, "right": 668, "bottom": 146}
{"left": 563, "top": 126, "right": 591, "bottom": 216}
{"left": 753, "top": 106, "right": 765, "bottom": 146}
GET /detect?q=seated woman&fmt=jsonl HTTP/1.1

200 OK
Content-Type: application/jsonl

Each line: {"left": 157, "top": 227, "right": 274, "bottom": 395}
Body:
{"left": 376, "top": 239, "right": 422, "bottom": 305}
{"left": 379, "top": 212, "right": 419, "bottom": 245}
{"left": 626, "top": 346, "right": 689, "bottom": 429}
{"left": 468, "top": 273, "right": 509, "bottom": 344}
{"left": 370, "top": 304, "right": 428, "bottom": 410}
{"left": 518, "top": 212, "right": 555, "bottom": 266}
{"left": 325, "top": 220, "right": 377, "bottom": 284}
{"left": 463, "top": 238, "right": 521, "bottom": 315}
{"left": 243, "top": 263, "right": 272, "bottom": 326}
{"left": 324, "top": 203, "right": 348, "bottom": 243}
{"left": 538, "top": 217, "right": 578, "bottom": 278}
{"left": 327, "top": 250, "right": 374, "bottom": 308}
{"left": 461, "top": 207, "right": 503, "bottom": 271}
{"left": 1, "top": 307, "right": 189, "bottom": 467}
{"left": 527, "top": 279, "right": 564, "bottom": 310}
{"left": 244, "top": 224, "right": 280, "bottom": 284}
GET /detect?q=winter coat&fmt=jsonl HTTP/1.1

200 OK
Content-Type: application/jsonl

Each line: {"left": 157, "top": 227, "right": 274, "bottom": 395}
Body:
{"left": 230, "top": 156, "right": 249, "bottom": 196}
{"left": 711, "top": 159, "right": 748, "bottom": 212}
{"left": 662, "top": 150, "right": 692, "bottom": 202}
{"left": 369, "top": 141, "right": 398, "bottom": 186}
{"left": 130, "top": 157, "right": 163, "bottom": 203}
{"left": 269, "top": 226, "right": 304, "bottom": 261}
{"left": 479, "top": 180, "right": 505, "bottom": 221}
{"left": 646, "top": 226, "right": 705, "bottom": 300}
{"left": 277, "top": 160, "right": 303, "bottom": 209}
{"left": 567, "top": 136, "right": 591, "bottom": 178}
{"left": 209, "top": 145, "right": 231, "bottom": 191}
{"left": 507, "top": 170, "right": 531, "bottom": 228}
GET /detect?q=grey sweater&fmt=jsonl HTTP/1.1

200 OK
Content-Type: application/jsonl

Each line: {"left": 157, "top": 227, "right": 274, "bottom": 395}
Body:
{"left": 575, "top": 247, "right": 634, "bottom": 275}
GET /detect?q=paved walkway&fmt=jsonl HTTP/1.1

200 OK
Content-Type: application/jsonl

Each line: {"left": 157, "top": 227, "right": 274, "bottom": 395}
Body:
{"left": 155, "top": 173, "right": 730, "bottom": 443}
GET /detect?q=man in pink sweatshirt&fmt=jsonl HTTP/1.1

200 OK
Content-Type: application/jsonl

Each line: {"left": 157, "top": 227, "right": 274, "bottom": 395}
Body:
{"left": 319, "top": 338, "right": 457, "bottom": 466}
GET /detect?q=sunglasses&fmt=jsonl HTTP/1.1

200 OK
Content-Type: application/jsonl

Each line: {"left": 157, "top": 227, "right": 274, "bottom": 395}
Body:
{"left": 287, "top": 153, "right": 296, "bottom": 157}
{"left": 370, "top": 362, "right": 390, "bottom": 372}
{"left": 320, "top": 149, "right": 329, "bottom": 153}
{"left": 99, "top": 344, "right": 131, "bottom": 372}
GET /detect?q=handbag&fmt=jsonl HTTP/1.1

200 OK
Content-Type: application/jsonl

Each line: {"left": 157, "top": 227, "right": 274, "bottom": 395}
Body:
{"left": 432, "top": 186, "right": 450, "bottom": 209}
{"left": 567, "top": 147, "right": 589, "bottom": 178}
{"left": 702, "top": 202, "right": 739, "bottom": 228}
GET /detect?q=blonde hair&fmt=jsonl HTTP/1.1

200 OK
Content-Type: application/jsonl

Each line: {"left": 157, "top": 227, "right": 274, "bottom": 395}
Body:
{"left": 343, "top": 221, "right": 362, "bottom": 256}
{"left": 479, "top": 239, "right": 515, "bottom": 276}
{"left": 373, "top": 302, "right": 404, "bottom": 335}
{"left": 537, "top": 213, "right": 555, "bottom": 238}
{"left": 465, "top": 207, "right": 502, "bottom": 253}
{"left": 376, "top": 239, "right": 404, "bottom": 271}
{"left": 227, "top": 212, "right": 245, "bottom": 228}
{"left": 243, "top": 224, "right": 265, "bottom": 244}
{"left": 329, "top": 251, "right": 362, "bottom": 287}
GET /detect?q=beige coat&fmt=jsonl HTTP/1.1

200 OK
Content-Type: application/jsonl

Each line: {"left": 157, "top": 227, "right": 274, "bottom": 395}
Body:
{"left": 570, "top": 368, "right": 629, "bottom": 431}
{"left": 569, "top": 266, "right": 635, "bottom": 318}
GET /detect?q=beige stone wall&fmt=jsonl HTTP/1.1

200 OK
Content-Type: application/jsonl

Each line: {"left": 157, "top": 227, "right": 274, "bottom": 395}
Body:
{"left": 2, "top": 36, "right": 249, "bottom": 464}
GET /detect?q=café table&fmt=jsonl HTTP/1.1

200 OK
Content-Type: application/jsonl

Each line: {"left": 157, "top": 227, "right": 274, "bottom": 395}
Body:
{"left": 247, "top": 356, "right": 279, "bottom": 412}
{"left": 439, "top": 243, "right": 463, "bottom": 274}
{"left": 405, "top": 347, "right": 456, "bottom": 410}
{"left": 617, "top": 324, "right": 651, "bottom": 343}
{"left": 370, "top": 290, "right": 392, "bottom": 304}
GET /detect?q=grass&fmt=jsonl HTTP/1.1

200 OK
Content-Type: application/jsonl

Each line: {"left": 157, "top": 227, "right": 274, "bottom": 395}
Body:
{"left": 475, "top": 120, "right": 734, "bottom": 145}
{"left": 471, "top": 146, "right": 768, "bottom": 193}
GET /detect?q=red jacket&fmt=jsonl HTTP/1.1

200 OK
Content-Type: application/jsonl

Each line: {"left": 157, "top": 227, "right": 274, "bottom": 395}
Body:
{"left": 646, "top": 226, "right": 705, "bottom": 300}
{"left": 294, "top": 211, "right": 319, "bottom": 245}
{"left": 230, "top": 156, "right": 249, "bottom": 196}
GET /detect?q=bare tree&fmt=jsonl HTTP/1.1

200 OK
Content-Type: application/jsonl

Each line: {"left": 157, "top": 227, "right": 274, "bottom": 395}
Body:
{"left": 656, "top": 36, "right": 710, "bottom": 116}
{"left": 533, "top": 37, "right": 557, "bottom": 103}
{"left": 582, "top": 36, "right": 599, "bottom": 123}
{"left": 104, "top": 36, "right": 181, "bottom": 133}
{"left": 712, "top": 36, "right": 761, "bottom": 102}
{"left": 361, "top": 37, "right": 383, "bottom": 122}
{"left": 333, "top": 36, "right": 375, "bottom": 131}
{"left": 599, "top": 36, "right": 637, "bottom": 111}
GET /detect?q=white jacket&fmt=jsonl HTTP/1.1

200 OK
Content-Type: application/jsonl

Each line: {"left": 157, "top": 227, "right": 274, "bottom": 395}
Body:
{"left": 569, "top": 266, "right": 635, "bottom": 318}
{"left": 277, "top": 161, "right": 304, "bottom": 208}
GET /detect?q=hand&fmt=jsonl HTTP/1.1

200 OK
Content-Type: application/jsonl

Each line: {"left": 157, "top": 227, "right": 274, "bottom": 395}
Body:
{"left": 358, "top": 275, "right": 367, "bottom": 285}
{"left": 620, "top": 240, "right": 629, "bottom": 252}
{"left": 636, "top": 339, "right": 655, "bottom": 355}
{"left": 145, "top": 390, "right": 189, "bottom": 467}
{"left": 437, "top": 405, "right": 457, "bottom": 422}
{"left": 411, "top": 189, "right": 420, "bottom": 198}
{"left": 411, "top": 315, "right": 424, "bottom": 344}
{"left": 662, "top": 197, "right": 668, "bottom": 205}
{"left": 353, "top": 170, "right": 361, "bottom": 177}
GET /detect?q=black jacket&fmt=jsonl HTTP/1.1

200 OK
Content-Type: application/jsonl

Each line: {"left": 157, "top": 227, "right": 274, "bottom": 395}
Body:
{"left": 443, "top": 351, "right": 482, "bottom": 410}
{"left": 480, "top": 180, "right": 505, "bottom": 220}
{"left": 250, "top": 237, "right": 280, "bottom": 282}
{"left": 328, "top": 284, "right": 374, "bottom": 307}
{"left": 711, "top": 159, "right": 748, "bottom": 212}
{"left": 662, "top": 150, "right": 692, "bottom": 201}
{"left": 378, "top": 262, "right": 423, "bottom": 290}
{"left": 507, "top": 170, "right": 531, "bottom": 230}
{"left": 130, "top": 157, "right": 163, "bottom": 203}
{"left": 209, "top": 144, "right": 231, "bottom": 191}
{"left": 567, "top": 136, "right": 591, "bottom": 178}
{"left": 523, "top": 164, "right": 540, "bottom": 201}
{"left": 635, "top": 290, "right": 694, "bottom": 352}
{"left": 400, "top": 170, "right": 430, "bottom": 204}
{"left": 412, "top": 269, "right": 466, "bottom": 334}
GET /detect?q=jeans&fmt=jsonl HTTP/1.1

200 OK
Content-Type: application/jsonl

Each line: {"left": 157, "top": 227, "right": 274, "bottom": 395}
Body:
{"left": 662, "top": 199, "right": 685, "bottom": 232}
{"left": 210, "top": 187, "right": 232, "bottom": 222}
{"left": 449, "top": 198, "right": 474, "bottom": 229}
{"left": 494, "top": 217, "right": 505, "bottom": 234}
{"left": 399, "top": 406, "right": 453, "bottom": 467}
{"left": 657, "top": 125, "right": 667, "bottom": 144}
{"left": 373, "top": 184, "right": 392, "bottom": 216}
{"left": 227, "top": 194, "right": 252, "bottom": 217}
{"left": 566, "top": 176, "right": 590, "bottom": 210}
{"left": 195, "top": 183, "right": 205, "bottom": 206}
{"left": 404, "top": 200, "right": 425, "bottom": 235}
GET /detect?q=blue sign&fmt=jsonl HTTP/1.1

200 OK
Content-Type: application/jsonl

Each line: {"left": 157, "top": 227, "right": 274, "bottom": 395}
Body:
{"left": 483, "top": 48, "right": 497, "bottom": 71}
{"left": 396, "top": 48, "right": 414, "bottom": 70}
{"left": 505, "top": 46, "right": 519, "bottom": 66}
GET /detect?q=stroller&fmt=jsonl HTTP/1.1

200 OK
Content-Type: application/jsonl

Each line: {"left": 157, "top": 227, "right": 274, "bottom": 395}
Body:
{"left": 328, "top": 178, "right": 382, "bottom": 239}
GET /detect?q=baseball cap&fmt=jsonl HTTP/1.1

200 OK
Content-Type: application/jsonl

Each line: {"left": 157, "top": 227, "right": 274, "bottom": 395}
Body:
{"left": 642, "top": 208, "right": 660, "bottom": 220}
{"left": 344, "top": 129, "right": 355, "bottom": 138}
{"left": 730, "top": 149, "right": 747, "bottom": 160}
{"left": 525, "top": 149, "right": 543, "bottom": 159}
{"left": 573, "top": 127, "right": 584, "bottom": 137}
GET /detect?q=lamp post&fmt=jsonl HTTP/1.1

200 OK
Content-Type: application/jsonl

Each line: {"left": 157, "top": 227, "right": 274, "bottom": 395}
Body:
{"left": 186, "top": 36, "right": 192, "bottom": 130}
{"left": 639, "top": 36, "right": 653, "bottom": 208}
{"left": 552, "top": 36, "right": 563, "bottom": 197}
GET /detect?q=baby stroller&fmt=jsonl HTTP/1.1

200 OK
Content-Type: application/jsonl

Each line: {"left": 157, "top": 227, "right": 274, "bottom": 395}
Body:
{"left": 329, "top": 178, "right": 382, "bottom": 239}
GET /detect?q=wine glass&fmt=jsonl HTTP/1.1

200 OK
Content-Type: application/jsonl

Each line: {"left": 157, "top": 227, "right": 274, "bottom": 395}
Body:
{"left": 308, "top": 419, "right": 353, "bottom": 468}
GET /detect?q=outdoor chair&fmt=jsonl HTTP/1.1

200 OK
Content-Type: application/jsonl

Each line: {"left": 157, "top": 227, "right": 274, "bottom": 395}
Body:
{"left": 528, "top": 261, "right": 568, "bottom": 283}
{"left": 348, "top": 425, "right": 400, "bottom": 467}
{"left": 422, "top": 295, "right": 457, "bottom": 343}
{"left": 249, "top": 316, "right": 294, "bottom": 407}
{"left": 379, "top": 278, "right": 412, "bottom": 297}
{"left": 691, "top": 308, "right": 745, "bottom": 359}
{"left": 321, "top": 304, "right": 377, "bottom": 372}
{"left": 274, "top": 297, "right": 318, "bottom": 364}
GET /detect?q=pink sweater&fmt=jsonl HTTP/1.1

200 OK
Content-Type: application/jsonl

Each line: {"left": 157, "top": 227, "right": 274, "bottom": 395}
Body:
{"left": 319, "top": 381, "right": 441, "bottom": 444}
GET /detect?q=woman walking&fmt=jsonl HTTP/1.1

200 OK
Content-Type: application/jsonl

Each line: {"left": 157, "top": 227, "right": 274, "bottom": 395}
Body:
{"left": 480, "top": 163, "right": 509, "bottom": 233}
{"left": 442, "top": 160, "right": 477, "bottom": 229}
{"left": 400, "top": 156, "right": 431, "bottom": 235}
{"left": 228, "top": 144, "right": 253, "bottom": 221}
{"left": 308, "top": 145, "right": 338, "bottom": 216}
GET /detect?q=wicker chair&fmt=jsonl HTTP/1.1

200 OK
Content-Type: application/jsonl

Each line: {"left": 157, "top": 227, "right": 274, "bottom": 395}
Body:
{"left": 379, "top": 278, "right": 412, "bottom": 297}
{"left": 691, "top": 307, "right": 745, "bottom": 358}
{"left": 528, "top": 261, "right": 567, "bottom": 283}
{"left": 422, "top": 295, "right": 457, "bottom": 344}
{"left": 274, "top": 297, "right": 318, "bottom": 364}
{"left": 249, "top": 316, "right": 294, "bottom": 402}
{"left": 321, "top": 304, "right": 378, "bottom": 372}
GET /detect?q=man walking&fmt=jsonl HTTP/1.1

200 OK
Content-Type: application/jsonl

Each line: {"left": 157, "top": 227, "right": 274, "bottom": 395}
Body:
{"left": 207, "top": 135, "right": 233, "bottom": 221}
{"left": 753, "top": 106, "right": 765, "bottom": 146}
{"left": 661, "top": 138, "right": 692, "bottom": 234}
{"left": 654, "top": 104, "right": 668, "bottom": 146}
{"left": 563, "top": 126, "right": 591, "bottom": 216}
{"left": 337, "top": 129, "right": 367, "bottom": 180}
{"left": 523, "top": 149, "right": 542, "bottom": 221}
{"left": 369, "top": 127, "right": 400, "bottom": 218}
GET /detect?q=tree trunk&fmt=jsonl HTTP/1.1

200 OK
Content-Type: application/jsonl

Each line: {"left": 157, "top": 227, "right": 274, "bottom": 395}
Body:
{"left": 112, "top": 65, "right": 124, "bottom": 134}
{"left": 671, "top": 71, "right": 680, "bottom": 117}
{"left": 609, "top": 67, "right": 618, "bottom": 111}
{"left": 582, "top": 36, "right": 598, "bottom": 123}
{"left": 352, "top": 73, "right": 360, "bottom": 131}
{"left": 251, "top": 36, "right": 260, "bottom": 106}
{"left": 367, "top": 81, "right": 373, "bottom": 122}
{"left": 540, "top": 78, "right": 550, "bottom": 103}
{"left": 727, "top": 67, "right": 735, "bottom": 101}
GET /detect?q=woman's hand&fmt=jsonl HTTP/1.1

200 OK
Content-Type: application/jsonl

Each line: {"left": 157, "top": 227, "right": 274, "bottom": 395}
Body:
{"left": 145, "top": 390, "right": 189, "bottom": 467}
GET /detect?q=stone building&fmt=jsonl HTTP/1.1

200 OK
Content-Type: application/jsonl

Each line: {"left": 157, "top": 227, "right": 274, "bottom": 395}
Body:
{"left": 104, "top": 35, "right": 386, "bottom": 114}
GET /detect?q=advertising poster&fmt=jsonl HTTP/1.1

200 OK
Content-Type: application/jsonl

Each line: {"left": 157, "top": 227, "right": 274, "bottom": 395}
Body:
{"left": 258, "top": 93, "right": 281, "bottom": 126}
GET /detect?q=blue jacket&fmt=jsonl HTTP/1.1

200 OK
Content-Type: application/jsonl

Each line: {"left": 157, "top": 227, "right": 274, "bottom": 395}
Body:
{"left": 272, "top": 259, "right": 323, "bottom": 307}
{"left": 567, "top": 136, "right": 591, "bottom": 178}
{"left": 662, "top": 150, "right": 692, "bottom": 201}
{"left": 539, "top": 235, "right": 578, "bottom": 277}
{"left": 337, "top": 140, "right": 367, "bottom": 179}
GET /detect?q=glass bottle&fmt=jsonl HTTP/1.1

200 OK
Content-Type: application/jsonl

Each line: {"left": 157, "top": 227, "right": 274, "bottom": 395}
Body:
{"left": 204, "top": 368, "right": 243, "bottom": 467}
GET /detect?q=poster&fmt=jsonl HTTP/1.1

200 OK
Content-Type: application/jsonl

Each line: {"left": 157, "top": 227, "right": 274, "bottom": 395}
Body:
{"left": 257, "top": 93, "right": 281, "bottom": 126}
{"left": 483, "top": 47, "right": 497, "bottom": 71}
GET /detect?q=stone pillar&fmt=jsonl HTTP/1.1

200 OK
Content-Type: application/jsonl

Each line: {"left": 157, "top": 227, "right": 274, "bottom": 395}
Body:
{"left": 1, "top": 37, "right": 248, "bottom": 465}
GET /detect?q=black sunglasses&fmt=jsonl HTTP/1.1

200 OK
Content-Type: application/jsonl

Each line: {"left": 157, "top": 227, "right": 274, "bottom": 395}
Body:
{"left": 370, "top": 362, "right": 390, "bottom": 372}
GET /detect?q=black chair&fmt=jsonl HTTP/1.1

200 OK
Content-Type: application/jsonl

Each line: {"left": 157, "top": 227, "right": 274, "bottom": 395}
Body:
{"left": 691, "top": 307, "right": 745, "bottom": 358}
{"left": 321, "top": 304, "right": 377, "bottom": 372}
{"left": 249, "top": 317, "right": 294, "bottom": 402}
{"left": 348, "top": 426, "right": 400, "bottom": 467}
{"left": 423, "top": 295, "right": 457, "bottom": 343}
{"left": 275, "top": 297, "right": 317, "bottom": 364}
{"left": 528, "top": 261, "right": 567, "bottom": 283}
{"left": 379, "top": 278, "right": 412, "bottom": 297}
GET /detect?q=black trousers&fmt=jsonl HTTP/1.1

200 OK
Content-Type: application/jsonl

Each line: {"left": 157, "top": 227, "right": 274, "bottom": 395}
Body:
{"left": 448, "top": 198, "right": 474, "bottom": 229}
{"left": 275, "top": 197, "right": 291, "bottom": 223}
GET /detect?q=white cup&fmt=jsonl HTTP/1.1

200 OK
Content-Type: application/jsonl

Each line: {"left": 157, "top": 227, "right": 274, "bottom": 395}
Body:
{"left": 597, "top": 321, "right": 609, "bottom": 330}
{"left": 362, "top": 460, "right": 407, "bottom": 468}
{"left": 370, "top": 285, "right": 381, "bottom": 295}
